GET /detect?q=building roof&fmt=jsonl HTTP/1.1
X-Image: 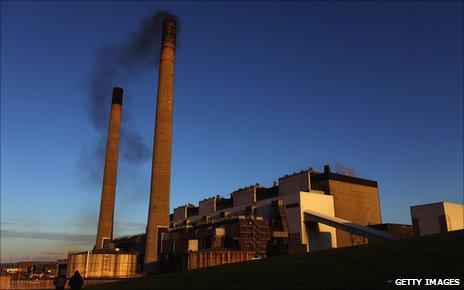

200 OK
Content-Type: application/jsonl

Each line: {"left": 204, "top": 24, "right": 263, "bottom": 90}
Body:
{"left": 410, "top": 201, "right": 463, "bottom": 209}
{"left": 311, "top": 171, "right": 378, "bottom": 188}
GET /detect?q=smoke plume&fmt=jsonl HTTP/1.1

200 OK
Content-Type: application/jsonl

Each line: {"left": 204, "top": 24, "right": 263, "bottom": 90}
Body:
{"left": 336, "top": 162, "right": 356, "bottom": 176}
{"left": 80, "top": 10, "right": 178, "bottom": 184}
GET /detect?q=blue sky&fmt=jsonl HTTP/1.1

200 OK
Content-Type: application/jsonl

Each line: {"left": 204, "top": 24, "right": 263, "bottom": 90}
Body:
{"left": 1, "top": 1, "right": 462, "bottom": 262}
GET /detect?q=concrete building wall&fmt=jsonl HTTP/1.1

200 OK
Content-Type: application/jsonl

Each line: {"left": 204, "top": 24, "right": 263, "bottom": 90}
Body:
{"left": 297, "top": 191, "right": 337, "bottom": 251}
{"left": 328, "top": 180, "right": 381, "bottom": 247}
{"left": 179, "top": 190, "right": 336, "bottom": 252}
{"left": 278, "top": 171, "right": 311, "bottom": 197}
{"left": 368, "top": 223, "right": 413, "bottom": 239}
{"left": 232, "top": 187, "right": 256, "bottom": 207}
{"left": 173, "top": 206, "right": 186, "bottom": 223}
{"left": 199, "top": 197, "right": 216, "bottom": 215}
{"left": 411, "top": 202, "right": 464, "bottom": 236}
{"left": 255, "top": 203, "right": 272, "bottom": 221}
{"left": 444, "top": 202, "right": 464, "bottom": 232}
{"left": 67, "top": 252, "right": 87, "bottom": 277}
{"left": 411, "top": 203, "right": 445, "bottom": 236}
{"left": 67, "top": 252, "right": 137, "bottom": 278}
{"left": 187, "top": 251, "right": 252, "bottom": 270}
{"left": 284, "top": 206, "right": 301, "bottom": 235}
{"left": 192, "top": 197, "right": 275, "bottom": 223}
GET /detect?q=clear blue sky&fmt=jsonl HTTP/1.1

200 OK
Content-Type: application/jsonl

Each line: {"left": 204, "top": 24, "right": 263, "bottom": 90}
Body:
{"left": 1, "top": 1, "right": 462, "bottom": 262}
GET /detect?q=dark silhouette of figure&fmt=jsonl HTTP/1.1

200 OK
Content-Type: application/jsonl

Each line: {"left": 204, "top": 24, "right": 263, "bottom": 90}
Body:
{"left": 53, "top": 273, "right": 67, "bottom": 290}
{"left": 68, "top": 271, "right": 84, "bottom": 290}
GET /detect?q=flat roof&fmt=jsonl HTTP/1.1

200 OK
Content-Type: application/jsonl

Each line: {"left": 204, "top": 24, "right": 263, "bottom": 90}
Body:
{"left": 410, "top": 201, "right": 463, "bottom": 208}
{"left": 311, "top": 172, "right": 378, "bottom": 188}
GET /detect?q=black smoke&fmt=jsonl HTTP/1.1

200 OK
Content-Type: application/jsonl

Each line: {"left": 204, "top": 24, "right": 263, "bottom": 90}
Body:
{"left": 336, "top": 162, "right": 356, "bottom": 176}
{"left": 79, "top": 10, "right": 178, "bottom": 185}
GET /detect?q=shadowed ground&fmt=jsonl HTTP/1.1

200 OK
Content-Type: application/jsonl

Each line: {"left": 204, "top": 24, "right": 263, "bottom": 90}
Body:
{"left": 87, "top": 230, "right": 463, "bottom": 290}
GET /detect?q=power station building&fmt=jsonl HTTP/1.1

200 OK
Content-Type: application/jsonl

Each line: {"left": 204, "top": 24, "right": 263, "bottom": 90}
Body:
{"left": 107, "top": 165, "right": 397, "bottom": 273}
{"left": 170, "top": 165, "right": 382, "bottom": 250}
{"left": 67, "top": 17, "right": 399, "bottom": 278}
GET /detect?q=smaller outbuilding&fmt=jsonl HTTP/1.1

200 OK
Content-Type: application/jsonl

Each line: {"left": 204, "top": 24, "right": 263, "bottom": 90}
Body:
{"left": 410, "top": 201, "right": 464, "bottom": 236}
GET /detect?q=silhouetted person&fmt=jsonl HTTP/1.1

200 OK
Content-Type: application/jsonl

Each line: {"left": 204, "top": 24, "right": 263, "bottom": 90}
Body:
{"left": 68, "top": 271, "right": 84, "bottom": 290}
{"left": 53, "top": 273, "right": 67, "bottom": 290}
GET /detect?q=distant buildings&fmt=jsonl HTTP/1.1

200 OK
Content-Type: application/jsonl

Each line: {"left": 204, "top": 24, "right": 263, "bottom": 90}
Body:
{"left": 0, "top": 261, "right": 59, "bottom": 289}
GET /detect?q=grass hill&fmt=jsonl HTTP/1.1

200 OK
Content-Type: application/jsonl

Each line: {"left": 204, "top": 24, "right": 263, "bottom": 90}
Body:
{"left": 88, "top": 230, "right": 463, "bottom": 290}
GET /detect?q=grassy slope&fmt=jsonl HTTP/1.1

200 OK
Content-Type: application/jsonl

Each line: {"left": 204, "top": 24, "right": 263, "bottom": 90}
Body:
{"left": 88, "top": 230, "right": 463, "bottom": 290}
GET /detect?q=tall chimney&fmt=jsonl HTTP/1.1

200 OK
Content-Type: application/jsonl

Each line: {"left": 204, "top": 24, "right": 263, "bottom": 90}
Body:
{"left": 95, "top": 87, "right": 123, "bottom": 250}
{"left": 145, "top": 19, "right": 176, "bottom": 272}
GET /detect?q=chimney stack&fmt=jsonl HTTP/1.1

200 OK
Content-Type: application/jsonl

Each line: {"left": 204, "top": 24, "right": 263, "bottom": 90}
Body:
{"left": 145, "top": 19, "right": 176, "bottom": 273}
{"left": 95, "top": 87, "right": 123, "bottom": 250}
{"left": 324, "top": 164, "right": 331, "bottom": 174}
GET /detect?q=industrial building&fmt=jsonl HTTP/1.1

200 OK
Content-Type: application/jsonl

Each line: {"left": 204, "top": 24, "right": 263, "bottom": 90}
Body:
{"left": 66, "top": 251, "right": 137, "bottom": 279}
{"left": 106, "top": 165, "right": 401, "bottom": 273}
{"left": 410, "top": 201, "right": 464, "bottom": 236}
{"left": 170, "top": 165, "right": 384, "bottom": 250}
{"left": 67, "top": 17, "right": 401, "bottom": 278}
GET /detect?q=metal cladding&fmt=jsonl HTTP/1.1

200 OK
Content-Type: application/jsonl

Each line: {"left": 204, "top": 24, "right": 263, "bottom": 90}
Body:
{"left": 145, "top": 19, "right": 176, "bottom": 272}
{"left": 95, "top": 87, "right": 124, "bottom": 250}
